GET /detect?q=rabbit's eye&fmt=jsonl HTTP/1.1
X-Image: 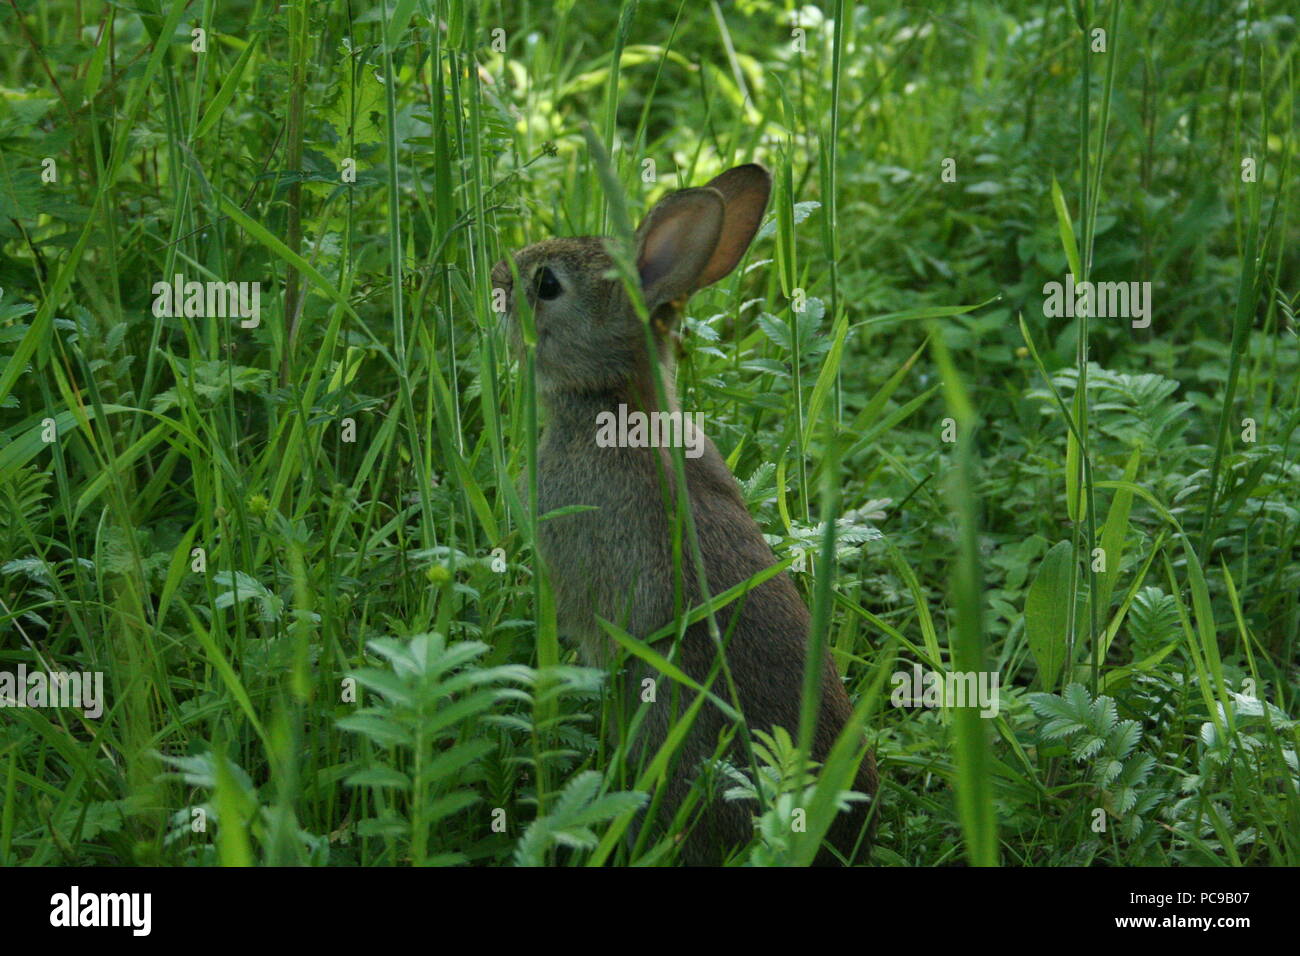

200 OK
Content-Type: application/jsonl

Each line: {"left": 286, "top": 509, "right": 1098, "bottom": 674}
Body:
{"left": 534, "top": 266, "right": 562, "bottom": 301}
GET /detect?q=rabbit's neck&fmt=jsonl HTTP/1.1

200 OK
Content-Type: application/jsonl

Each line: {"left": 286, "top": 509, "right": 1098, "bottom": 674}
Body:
{"left": 545, "top": 358, "right": 679, "bottom": 428}
{"left": 547, "top": 379, "right": 678, "bottom": 431}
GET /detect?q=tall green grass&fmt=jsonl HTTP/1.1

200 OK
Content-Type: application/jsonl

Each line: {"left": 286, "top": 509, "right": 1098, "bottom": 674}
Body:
{"left": 0, "top": 0, "right": 1296, "bottom": 867}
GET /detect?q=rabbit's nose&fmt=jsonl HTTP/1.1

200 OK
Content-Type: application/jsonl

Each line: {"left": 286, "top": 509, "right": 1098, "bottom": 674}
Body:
{"left": 491, "top": 259, "right": 512, "bottom": 291}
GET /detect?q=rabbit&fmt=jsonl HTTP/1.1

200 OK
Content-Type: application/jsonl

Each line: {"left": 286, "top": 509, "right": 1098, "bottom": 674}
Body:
{"left": 493, "top": 163, "right": 878, "bottom": 865}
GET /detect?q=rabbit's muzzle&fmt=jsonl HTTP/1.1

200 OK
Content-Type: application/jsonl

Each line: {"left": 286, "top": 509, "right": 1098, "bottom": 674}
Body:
{"left": 491, "top": 258, "right": 519, "bottom": 343}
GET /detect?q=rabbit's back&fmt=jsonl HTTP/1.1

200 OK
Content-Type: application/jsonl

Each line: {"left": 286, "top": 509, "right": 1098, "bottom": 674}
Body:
{"left": 535, "top": 406, "right": 875, "bottom": 862}
{"left": 534, "top": 392, "right": 680, "bottom": 666}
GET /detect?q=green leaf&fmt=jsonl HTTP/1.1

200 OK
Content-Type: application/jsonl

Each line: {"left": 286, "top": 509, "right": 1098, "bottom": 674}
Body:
{"left": 1064, "top": 382, "right": 1087, "bottom": 524}
{"left": 1024, "top": 541, "right": 1073, "bottom": 692}
{"left": 1095, "top": 446, "right": 1140, "bottom": 616}
{"left": 1050, "top": 176, "right": 1082, "bottom": 280}
{"left": 383, "top": 0, "right": 421, "bottom": 52}
{"left": 757, "top": 311, "right": 790, "bottom": 349}
{"left": 346, "top": 766, "right": 412, "bottom": 791}
{"left": 514, "top": 771, "right": 646, "bottom": 867}
{"left": 215, "top": 191, "right": 358, "bottom": 319}
{"left": 336, "top": 713, "right": 413, "bottom": 748}
{"left": 194, "top": 34, "right": 263, "bottom": 139}
{"left": 803, "top": 310, "right": 848, "bottom": 450}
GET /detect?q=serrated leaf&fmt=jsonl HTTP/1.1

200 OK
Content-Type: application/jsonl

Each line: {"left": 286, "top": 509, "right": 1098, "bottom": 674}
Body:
{"left": 346, "top": 766, "right": 412, "bottom": 790}
{"left": 336, "top": 713, "right": 413, "bottom": 747}
{"left": 757, "top": 311, "right": 790, "bottom": 350}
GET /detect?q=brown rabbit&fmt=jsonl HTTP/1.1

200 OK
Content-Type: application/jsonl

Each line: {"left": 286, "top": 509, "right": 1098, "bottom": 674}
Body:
{"left": 494, "top": 164, "right": 877, "bottom": 865}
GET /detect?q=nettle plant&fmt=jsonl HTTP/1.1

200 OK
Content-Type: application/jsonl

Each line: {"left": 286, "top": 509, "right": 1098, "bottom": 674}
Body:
{"left": 1169, "top": 689, "right": 1300, "bottom": 864}
{"left": 159, "top": 751, "right": 331, "bottom": 866}
{"left": 1029, "top": 683, "right": 1166, "bottom": 847}
{"left": 337, "top": 632, "right": 642, "bottom": 865}
{"left": 718, "top": 726, "right": 870, "bottom": 867}
{"left": 1026, "top": 364, "right": 1199, "bottom": 479}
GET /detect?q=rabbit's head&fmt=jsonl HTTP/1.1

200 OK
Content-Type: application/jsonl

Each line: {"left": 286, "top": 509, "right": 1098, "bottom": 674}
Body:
{"left": 493, "top": 164, "right": 771, "bottom": 395}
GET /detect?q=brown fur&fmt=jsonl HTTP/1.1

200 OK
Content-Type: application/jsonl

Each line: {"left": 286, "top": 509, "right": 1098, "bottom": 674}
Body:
{"left": 494, "top": 165, "right": 878, "bottom": 865}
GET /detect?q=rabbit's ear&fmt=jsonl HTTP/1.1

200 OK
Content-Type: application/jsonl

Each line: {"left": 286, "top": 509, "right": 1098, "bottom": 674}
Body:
{"left": 635, "top": 188, "right": 725, "bottom": 312}
{"left": 695, "top": 164, "right": 772, "bottom": 289}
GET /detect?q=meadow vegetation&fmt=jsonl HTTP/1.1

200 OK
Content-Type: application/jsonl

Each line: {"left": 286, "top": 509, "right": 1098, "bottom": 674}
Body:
{"left": 0, "top": 0, "right": 1296, "bottom": 866}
